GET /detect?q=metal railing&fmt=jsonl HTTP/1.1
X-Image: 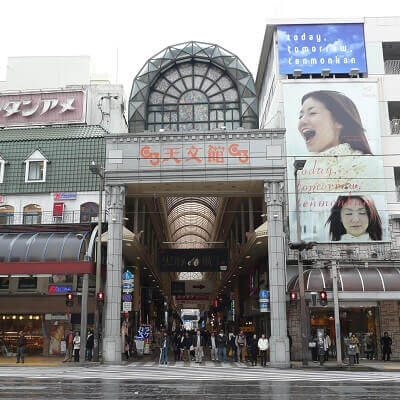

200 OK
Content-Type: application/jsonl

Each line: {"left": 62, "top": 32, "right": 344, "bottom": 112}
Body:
{"left": 390, "top": 119, "right": 400, "bottom": 134}
{"left": 0, "top": 210, "right": 106, "bottom": 225}
{"left": 385, "top": 60, "right": 400, "bottom": 74}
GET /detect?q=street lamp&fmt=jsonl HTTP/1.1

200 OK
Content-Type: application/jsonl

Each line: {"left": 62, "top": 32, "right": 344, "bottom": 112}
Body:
{"left": 293, "top": 159, "right": 310, "bottom": 366}
{"left": 89, "top": 160, "right": 104, "bottom": 362}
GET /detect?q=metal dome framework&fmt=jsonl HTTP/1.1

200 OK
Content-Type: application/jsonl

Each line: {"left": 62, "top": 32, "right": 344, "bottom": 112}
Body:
{"left": 128, "top": 41, "right": 258, "bottom": 133}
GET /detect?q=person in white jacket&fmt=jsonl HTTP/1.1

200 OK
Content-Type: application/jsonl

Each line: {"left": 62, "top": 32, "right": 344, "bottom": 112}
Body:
{"left": 257, "top": 334, "right": 269, "bottom": 367}
{"left": 73, "top": 331, "right": 81, "bottom": 362}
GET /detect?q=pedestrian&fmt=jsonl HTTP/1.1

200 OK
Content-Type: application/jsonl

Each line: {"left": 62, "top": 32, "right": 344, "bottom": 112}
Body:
{"left": 86, "top": 330, "right": 94, "bottom": 361}
{"left": 249, "top": 334, "right": 258, "bottom": 366}
{"left": 173, "top": 331, "right": 182, "bottom": 361}
{"left": 209, "top": 331, "right": 218, "bottom": 361}
{"left": 0, "top": 334, "right": 8, "bottom": 357}
{"left": 182, "top": 332, "right": 191, "bottom": 362}
{"left": 235, "top": 330, "right": 247, "bottom": 362}
{"left": 16, "top": 331, "right": 26, "bottom": 364}
{"left": 216, "top": 330, "right": 228, "bottom": 362}
{"left": 124, "top": 334, "right": 130, "bottom": 360}
{"left": 365, "top": 333, "right": 375, "bottom": 360}
{"left": 350, "top": 333, "right": 360, "bottom": 364}
{"left": 73, "top": 331, "right": 80, "bottom": 362}
{"left": 193, "top": 329, "right": 205, "bottom": 363}
{"left": 63, "top": 330, "right": 73, "bottom": 362}
{"left": 258, "top": 334, "right": 269, "bottom": 367}
{"left": 381, "top": 331, "right": 392, "bottom": 361}
{"left": 229, "top": 332, "right": 238, "bottom": 362}
{"left": 324, "top": 332, "right": 331, "bottom": 361}
{"left": 159, "top": 330, "right": 170, "bottom": 365}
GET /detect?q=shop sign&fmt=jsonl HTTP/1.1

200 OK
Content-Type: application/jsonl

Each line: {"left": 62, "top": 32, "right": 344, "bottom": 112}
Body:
{"left": 54, "top": 192, "right": 77, "bottom": 201}
{"left": 259, "top": 290, "right": 270, "bottom": 313}
{"left": 277, "top": 23, "right": 367, "bottom": 74}
{"left": 0, "top": 90, "right": 86, "bottom": 127}
{"left": 45, "top": 313, "right": 69, "bottom": 320}
{"left": 48, "top": 285, "right": 72, "bottom": 294}
{"left": 0, "top": 195, "right": 4, "bottom": 203}
{"left": 171, "top": 281, "right": 185, "bottom": 296}
{"left": 122, "top": 302, "right": 132, "bottom": 312}
{"left": 159, "top": 248, "right": 228, "bottom": 272}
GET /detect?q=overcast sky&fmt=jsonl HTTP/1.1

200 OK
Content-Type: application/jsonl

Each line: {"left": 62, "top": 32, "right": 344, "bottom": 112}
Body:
{"left": 1, "top": 0, "right": 399, "bottom": 96}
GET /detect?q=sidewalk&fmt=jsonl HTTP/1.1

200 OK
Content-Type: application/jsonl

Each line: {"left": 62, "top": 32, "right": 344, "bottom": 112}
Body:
{"left": 291, "top": 359, "right": 400, "bottom": 371}
{"left": 0, "top": 355, "right": 64, "bottom": 366}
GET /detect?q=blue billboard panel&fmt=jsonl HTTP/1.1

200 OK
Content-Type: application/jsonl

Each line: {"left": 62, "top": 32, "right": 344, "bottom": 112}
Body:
{"left": 277, "top": 23, "right": 367, "bottom": 74}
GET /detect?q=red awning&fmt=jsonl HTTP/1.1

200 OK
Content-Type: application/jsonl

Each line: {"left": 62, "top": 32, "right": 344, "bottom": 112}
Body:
{"left": 0, "top": 261, "right": 95, "bottom": 274}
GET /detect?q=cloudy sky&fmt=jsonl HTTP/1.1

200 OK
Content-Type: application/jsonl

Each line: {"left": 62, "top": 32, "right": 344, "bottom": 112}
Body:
{"left": 1, "top": 0, "right": 399, "bottom": 95}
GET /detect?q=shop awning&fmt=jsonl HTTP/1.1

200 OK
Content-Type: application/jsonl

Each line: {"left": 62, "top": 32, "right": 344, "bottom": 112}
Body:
{"left": 288, "top": 267, "right": 400, "bottom": 292}
{"left": 0, "top": 231, "right": 94, "bottom": 274}
{"left": 100, "top": 226, "right": 136, "bottom": 243}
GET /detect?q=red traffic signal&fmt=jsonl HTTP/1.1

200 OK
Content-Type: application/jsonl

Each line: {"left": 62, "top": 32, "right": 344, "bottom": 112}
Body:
{"left": 96, "top": 291, "right": 105, "bottom": 304}
{"left": 319, "top": 290, "right": 328, "bottom": 306}
{"left": 66, "top": 293, "right": 74, "bottom": 307}
{"left": 289, "top": 292, "right": 297, "bottom": 304}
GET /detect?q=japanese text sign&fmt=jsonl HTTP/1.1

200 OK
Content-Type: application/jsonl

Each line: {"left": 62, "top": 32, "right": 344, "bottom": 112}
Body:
{"left": 0, "top": 91, "right": 85, "bottom": 126}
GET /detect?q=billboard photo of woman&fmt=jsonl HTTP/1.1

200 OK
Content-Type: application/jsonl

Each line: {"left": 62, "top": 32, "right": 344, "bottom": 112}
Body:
{"left": 283, "top": 81, "right": 388, "bottom": 242}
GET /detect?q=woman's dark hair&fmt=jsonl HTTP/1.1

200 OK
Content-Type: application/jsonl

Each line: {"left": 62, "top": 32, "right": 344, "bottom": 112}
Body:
{"left": 301, "top": 90, "right": 372, "bottom": 155}
{"left": 325, "top": 195, "right": 382, "bottom": 241}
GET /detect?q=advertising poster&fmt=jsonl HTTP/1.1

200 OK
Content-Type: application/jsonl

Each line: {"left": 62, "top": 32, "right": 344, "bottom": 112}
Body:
{"left": 277, "top": 23, "right": 367, "bottom": 75}
{"left": 283, "top": 81, "right": 388, "bottom": 243}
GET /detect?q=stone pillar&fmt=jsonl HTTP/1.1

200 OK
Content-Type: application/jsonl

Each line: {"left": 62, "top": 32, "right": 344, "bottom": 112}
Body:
{"left": 103, "top": 184, "right": 125, "bottom": 364}
{"left": 264, "top": 180, "right": 290, "bottom": 368}
{"left": 379, "top": 301, "right": 400, "bottom": 359}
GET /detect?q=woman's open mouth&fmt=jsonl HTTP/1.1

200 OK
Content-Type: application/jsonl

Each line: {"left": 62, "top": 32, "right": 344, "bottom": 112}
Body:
{"left": 303, "top": 130, "right": 316, "bottom": 143}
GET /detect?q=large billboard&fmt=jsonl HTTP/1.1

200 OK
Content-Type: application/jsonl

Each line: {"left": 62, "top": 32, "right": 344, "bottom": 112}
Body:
{"left": 278, "top": 24, "right": 367, "bottom": 75}
{"left": 283, "top": 81, "right": 388, "bottom": 243}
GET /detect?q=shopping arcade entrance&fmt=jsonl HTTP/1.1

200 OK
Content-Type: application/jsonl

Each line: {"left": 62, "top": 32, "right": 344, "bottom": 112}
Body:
{"left": 102, "top": 127, "right": 289, "bottom": 366}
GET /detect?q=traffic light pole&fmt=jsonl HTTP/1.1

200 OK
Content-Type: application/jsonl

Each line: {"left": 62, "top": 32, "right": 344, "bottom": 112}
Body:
{"left": 332, "top": 260, "right": 343, "bottom": 366}
{"left": 93, "top": 176, "right": 103, "bottom": 362}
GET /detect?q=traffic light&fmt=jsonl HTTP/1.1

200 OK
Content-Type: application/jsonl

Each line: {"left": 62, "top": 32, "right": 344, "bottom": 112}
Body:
{"left": 319, "top": 290, "right": 328, "bottom": 306}
{"left": 96, "top": 291, "right": 105, "bottom": 306}
{"left": 66, "top": 293, "right": 74, "bottom": 307}
{"left": 289, "top": 292, "right": 297, "bottom": 305}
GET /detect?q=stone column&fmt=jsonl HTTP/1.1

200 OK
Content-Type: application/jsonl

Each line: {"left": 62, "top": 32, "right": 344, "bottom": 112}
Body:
{"left": 264, "top": 180, "right": 290, "bottom": 368}
{"left": 103, "top": 185, "right": 125, "bottom": 364}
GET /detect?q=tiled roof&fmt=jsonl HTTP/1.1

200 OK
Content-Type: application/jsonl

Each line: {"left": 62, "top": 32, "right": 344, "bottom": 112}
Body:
{"left": 0, "top": 125, "right": 106, "bottom": 142}
{"left": 0, "top": 125, "right": 105, "bottom": 194}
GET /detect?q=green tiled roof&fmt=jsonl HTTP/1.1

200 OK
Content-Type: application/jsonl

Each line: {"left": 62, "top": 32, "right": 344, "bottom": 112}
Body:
{"left": 0, "top": 125, "right": 106, "bottom": 194}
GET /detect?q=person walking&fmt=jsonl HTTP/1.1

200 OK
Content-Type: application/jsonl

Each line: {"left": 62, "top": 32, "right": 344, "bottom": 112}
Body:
{"left": 216, "top": 330, "right": 228, "bottom": 363}
{"left": 16, "top": 331, "right": 26, "bottom": 364}
{"left": 173, "top": 332, "right": 182, "bottom": 361}
{"left": 365, "top": 333, "right": 375, "bottom": 360}
{"left": 209, "top": 332, "right": 218, "bottom": 361}
{"left": 235, "top": 330, "right": 247, "bottom": 363}
{"left": 73, "top": 331, "right": 81, "bottom": 362}
{"left": 63, "top": 330, "right": 73, "bottom": 362}
{"left": 249, "top": 334, "right": 258, "bottom": 366}
{"left": 86, "top": 330, "right": 94, "bottom": 361}
{"left": 229, "top": 332, "right": 238, "bottom": 362}
{"left": 381, "top": 332, "right": 392, "bottom": 361}
{"left": 350, "top": 334, "right": 360, "bottom": 364}
{"left": 159, "top": 330, "right": 170, "bottom": 365}
{"left": 258, "top": 334, "right": 269, "bottom": 367}
{"left": 193, "top": 329, "right": 205, "bottom": 363}
{"left": 182, "top": 332, "right": 191, "bottom": 362}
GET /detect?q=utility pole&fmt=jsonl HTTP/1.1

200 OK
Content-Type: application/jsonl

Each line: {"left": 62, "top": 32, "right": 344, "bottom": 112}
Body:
{"left": 332, "top": 259, "right": 343, "bottom": 366}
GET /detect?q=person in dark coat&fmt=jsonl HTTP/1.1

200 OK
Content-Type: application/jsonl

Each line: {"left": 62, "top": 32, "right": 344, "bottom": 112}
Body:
{"left": 248, "top": 334, "right": 258, "bottom": 366}
{"left": 216, "top": 330, "right": 228, "bottom": 362}
{"left": 159, "top": 331, "right": 170, "bottom": 365}
{"left": 182, "top": 332, "right": 192, "bottom": 362}
{"left": 16, "top": 331, "right": 26, "bottom": 363}
{"left": 173, "top": 332, "right": 182, "bottom": 361}
{"left": 86, "top": 330, "right": 94, "bottom": 361}
{"left": 381, "top": 332, "right": 392, "bottom": 361}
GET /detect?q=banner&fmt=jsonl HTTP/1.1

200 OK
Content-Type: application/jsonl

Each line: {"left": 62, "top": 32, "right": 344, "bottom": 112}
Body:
{"left": 283, "top": 81, "right": 388, "bottom": 243}
{"left": 278, "top": 23, "right": 367, "bottom": 75}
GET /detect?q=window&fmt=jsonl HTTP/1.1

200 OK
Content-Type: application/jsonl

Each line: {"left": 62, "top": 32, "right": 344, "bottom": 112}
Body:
{"left": 18, "top": 277, "right": 37, "bottom": 290}
{"left": 0, "top": 205, "right": 14, "bottom": 225}
{"left": 23, "top": 204, "right": 42, "bottom": 224}
{"left": 147, "top": 62, "right": 241, "bottom": 132}
{"left": 24, "top": 150, "right": 48, "bottom": 183}
{"left": 395, "top": 167, "right": 400, "bottom": 202}
{"left": 0, "top": 277, "right": 9, "bottom": 290}
{"left": 0, "top": 155, "right": 5, "bottom": 183}
{"left": 80, "top": 202, "right": 99, "bottom": 223}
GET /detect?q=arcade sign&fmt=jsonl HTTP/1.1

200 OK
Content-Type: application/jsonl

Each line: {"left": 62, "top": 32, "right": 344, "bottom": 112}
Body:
{"left": 0, "top": 90, "right": 86, "bottom": 127}
{"left": 159, "top": 248, "right": 228, "bottom": 272}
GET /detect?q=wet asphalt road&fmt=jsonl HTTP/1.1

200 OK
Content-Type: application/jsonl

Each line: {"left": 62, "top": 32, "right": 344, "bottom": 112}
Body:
{"left": 0, "top": 379, "right": 399, "bottom": 399}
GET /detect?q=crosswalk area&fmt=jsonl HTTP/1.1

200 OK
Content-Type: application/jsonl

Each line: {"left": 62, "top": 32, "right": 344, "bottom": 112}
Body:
{"left": 1, "top": 362, "right": 400, "bottom": 382}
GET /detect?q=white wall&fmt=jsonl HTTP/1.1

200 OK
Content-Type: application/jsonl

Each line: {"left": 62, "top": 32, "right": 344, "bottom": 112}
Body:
{"left": 6, "top": 56, "right": 91, "bottom": 91}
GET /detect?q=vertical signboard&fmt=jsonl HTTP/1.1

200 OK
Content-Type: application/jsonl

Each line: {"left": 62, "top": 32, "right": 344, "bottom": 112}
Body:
{"left": 277, "top": 24, "right": 367, "bottom": 75}
{"left": 283, "top": 81, "right": 388, "bottom": 243}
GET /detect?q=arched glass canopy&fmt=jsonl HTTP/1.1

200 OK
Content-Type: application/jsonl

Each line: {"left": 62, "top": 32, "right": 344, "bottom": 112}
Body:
{"left": 129, "top": 41, "right": 258, "bottom": 132}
